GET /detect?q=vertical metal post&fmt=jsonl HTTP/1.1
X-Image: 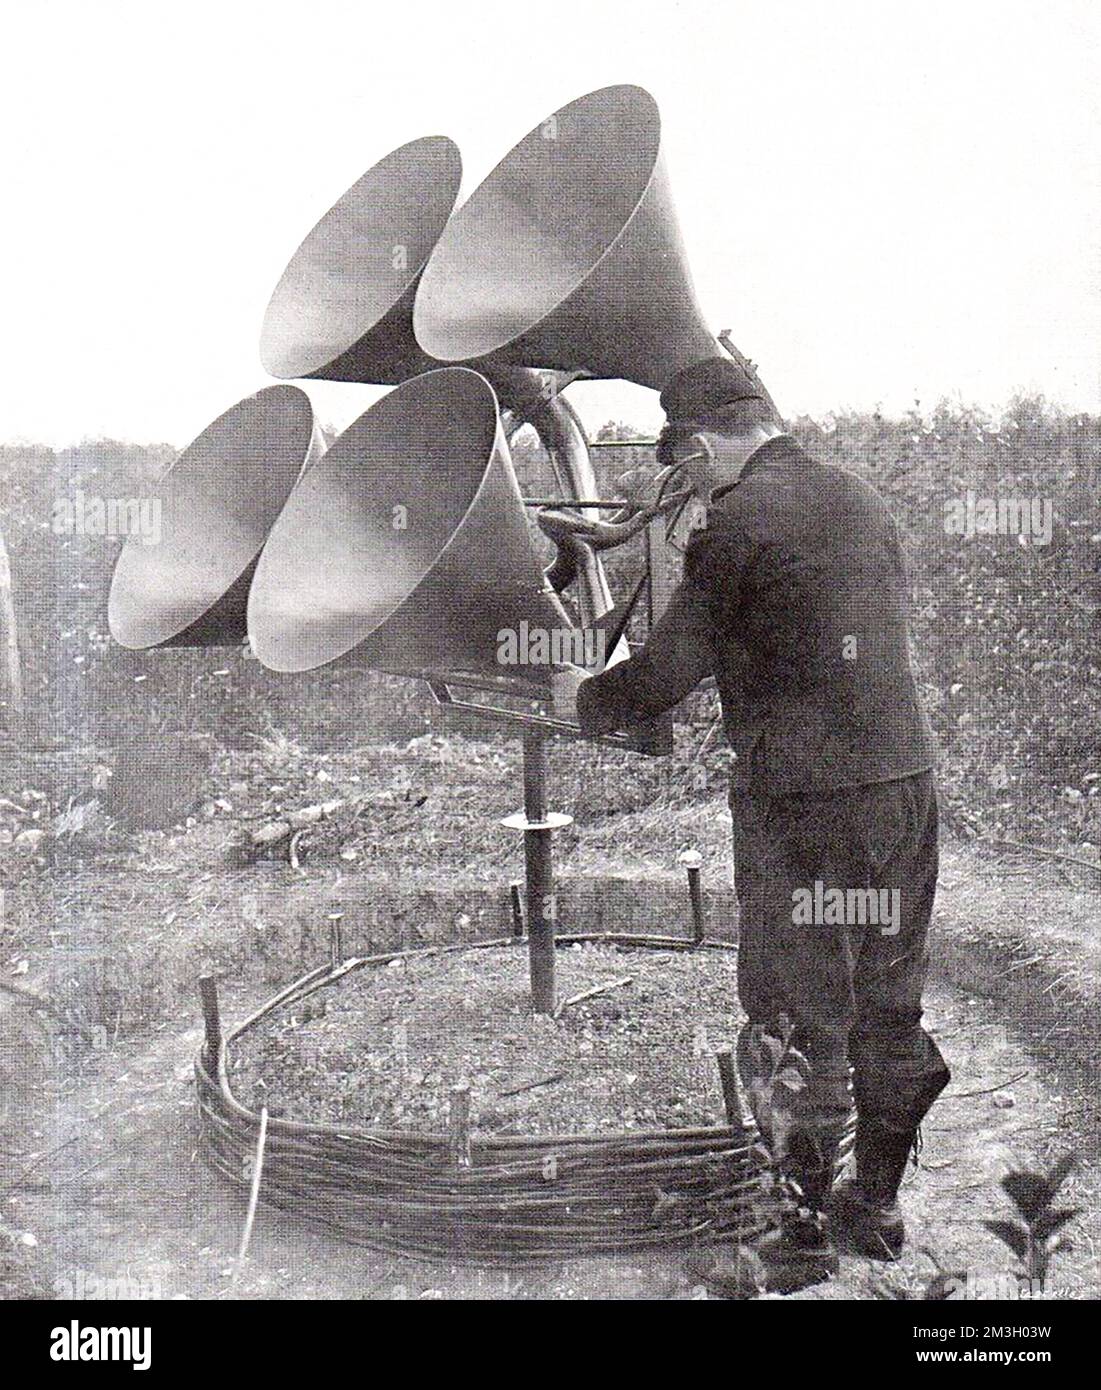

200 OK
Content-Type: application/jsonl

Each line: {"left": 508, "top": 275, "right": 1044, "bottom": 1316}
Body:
{"left": 679, "top": 849, "right": 706, "bottom": 943}
{"left": 688, "top": 865, "right": 705, "bottom": 943}
{"left": 523, "top": 729, "right": 555, "bottom": 1014}
{"left": 502, "top": 734, "right": 572, "bottom": 1013}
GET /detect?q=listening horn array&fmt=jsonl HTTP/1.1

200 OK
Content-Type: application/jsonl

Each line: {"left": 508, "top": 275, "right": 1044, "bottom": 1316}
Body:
{"left": 248, "top": 368, "right": 572, "bottom": 688}
{"left": 413, "top": 84, "right": 721, "bottom": 393}
{"left": 260, "top": 136, "right": 463, "bottom": 385}
{"left": 108, "top": 385, "right": 321, "bottom": 649}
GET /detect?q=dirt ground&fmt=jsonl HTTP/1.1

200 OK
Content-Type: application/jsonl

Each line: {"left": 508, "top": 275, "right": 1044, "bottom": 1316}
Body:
{"left": 4, "top": 967, "right": 1097, "bottom": 1301}
{"left": 229, "top": 942, "right": 745, "bottom": 1135}
{"left": 2, "top": 737, "right": 1099, "bottom": 1300}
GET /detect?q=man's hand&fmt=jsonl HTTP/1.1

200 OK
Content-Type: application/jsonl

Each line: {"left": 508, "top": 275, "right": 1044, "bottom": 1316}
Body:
{"left": 551, "top": 663, "right": 592, "bottom": 721}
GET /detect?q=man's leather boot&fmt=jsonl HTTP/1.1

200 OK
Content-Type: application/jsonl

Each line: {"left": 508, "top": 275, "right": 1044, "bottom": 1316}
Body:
{"left": 829, "top": 1120, "right": 914, "bottom": 1260}
{"left": 689, "top": 1130, "right": 843, "bottom": 1298}
{"left": 688, "top": 1209, "right": 839, "bottom": 1298}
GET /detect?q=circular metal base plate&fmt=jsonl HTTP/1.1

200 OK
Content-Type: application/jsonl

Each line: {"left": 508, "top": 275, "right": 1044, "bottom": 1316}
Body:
{"left": 500, "top": 811, "right": 574, "bottom": 831}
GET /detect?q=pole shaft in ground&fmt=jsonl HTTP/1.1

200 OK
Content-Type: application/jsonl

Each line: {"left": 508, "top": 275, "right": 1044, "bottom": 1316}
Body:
{"left": 522, "top": 729, "right": 555, "bottom": 1013}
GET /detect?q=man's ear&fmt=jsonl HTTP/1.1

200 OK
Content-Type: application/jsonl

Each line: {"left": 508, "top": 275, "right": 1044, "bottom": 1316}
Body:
{"left": 679, "top": 433, "right": 718, "bottom": 503}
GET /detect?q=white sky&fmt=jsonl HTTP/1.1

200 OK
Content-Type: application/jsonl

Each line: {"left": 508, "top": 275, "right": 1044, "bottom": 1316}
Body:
{"left": 1, "top": 0, "right": 1098, "bottom": 447}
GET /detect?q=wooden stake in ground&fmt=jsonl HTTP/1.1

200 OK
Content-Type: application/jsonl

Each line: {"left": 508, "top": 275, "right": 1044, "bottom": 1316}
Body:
{"left": 716, "top": 1049, "right": 745, "bottom": 1129}
{"left": 235, "top": 1105, "right": 269, "bottom": 1272}
{"left": 0, "top": 526, "right": 24, "bottom": 733}
{"left": 449, "top": 1083, "right": 472, "bottom": 1168}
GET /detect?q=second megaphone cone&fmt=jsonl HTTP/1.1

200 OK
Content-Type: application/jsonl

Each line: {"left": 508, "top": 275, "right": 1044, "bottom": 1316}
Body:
{"left": 247, "top": 368, "right": 574, "bottom": 687}
{"left": 413, "top": 85, "right": 719, "bottom": 392}
{"left": 260, "top": 136, "right": 462, "bottom": 385}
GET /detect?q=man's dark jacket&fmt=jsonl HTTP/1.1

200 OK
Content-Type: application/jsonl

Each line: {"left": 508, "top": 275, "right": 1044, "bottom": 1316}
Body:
{"left": 577, "top": 435, "right": 937, "bottom": 795}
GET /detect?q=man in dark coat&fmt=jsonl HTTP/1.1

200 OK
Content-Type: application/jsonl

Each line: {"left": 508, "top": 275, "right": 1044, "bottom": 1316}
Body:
{"left": 560, "top": 357, "right": 950, "bottom": 1295}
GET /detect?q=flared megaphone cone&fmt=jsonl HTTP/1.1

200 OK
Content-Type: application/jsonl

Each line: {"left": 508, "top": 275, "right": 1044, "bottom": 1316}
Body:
{"left": 260, "top": 136, "right": 462, "bottom": 385}
{"left": 248, "top": 368, "right": 572, "bottom": 686}
{"left": 413, "top": 86, "right": 719, "bottom": 392}
{"left": 108, "top": 385, "right": 320, "bottom": 649}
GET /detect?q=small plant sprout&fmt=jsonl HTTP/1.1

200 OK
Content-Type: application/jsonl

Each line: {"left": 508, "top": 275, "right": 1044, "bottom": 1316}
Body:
{"left": 984, "top": 1152, "right": 1080, "bottom": 1288}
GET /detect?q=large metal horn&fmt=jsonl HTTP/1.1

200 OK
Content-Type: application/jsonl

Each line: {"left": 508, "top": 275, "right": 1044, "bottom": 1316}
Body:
{"left": 108, "top": 385, "right": 320, "bottom": 649}
{"left": 259, "top": 136, "right": 462, "bottom": 384}
{"left": 413, "top": 85, "right": 720, "bottom": 392}
{"left": 248, "top": 368, "right": 573, "bottom": 687}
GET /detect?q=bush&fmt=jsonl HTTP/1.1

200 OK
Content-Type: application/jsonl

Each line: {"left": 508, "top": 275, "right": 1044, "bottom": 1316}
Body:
{"left": 2, "top": 397, "right": 1099, "bottom": 847}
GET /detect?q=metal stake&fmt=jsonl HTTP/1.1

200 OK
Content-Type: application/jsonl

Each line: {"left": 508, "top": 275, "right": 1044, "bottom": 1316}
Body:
{"left": 523, "top": 730, "right": 555, "bottom": 1014}
{"left": 679, "top": 850, "right": 706, "bottom": 943}
{"left": 501, "top": 728, "right": 572, "bottom": 1014}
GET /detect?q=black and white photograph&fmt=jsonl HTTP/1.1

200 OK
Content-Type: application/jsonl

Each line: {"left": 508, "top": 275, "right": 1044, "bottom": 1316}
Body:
{"left": 0, "top": 0, "right": 1098, "bottom": 1352}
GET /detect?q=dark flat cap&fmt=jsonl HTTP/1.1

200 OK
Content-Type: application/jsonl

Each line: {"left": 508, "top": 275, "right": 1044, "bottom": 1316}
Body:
{"left": 659, "top": 356, "right": 769, "bottom": 420}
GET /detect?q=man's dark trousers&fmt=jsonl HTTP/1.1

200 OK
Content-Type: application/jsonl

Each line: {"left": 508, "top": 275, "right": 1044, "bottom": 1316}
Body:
{"left": 731, "top": 770, "right": 950, "bottom": 1206}
{"left": 577, "top": 434, "right": 954, "bottom": 1210}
